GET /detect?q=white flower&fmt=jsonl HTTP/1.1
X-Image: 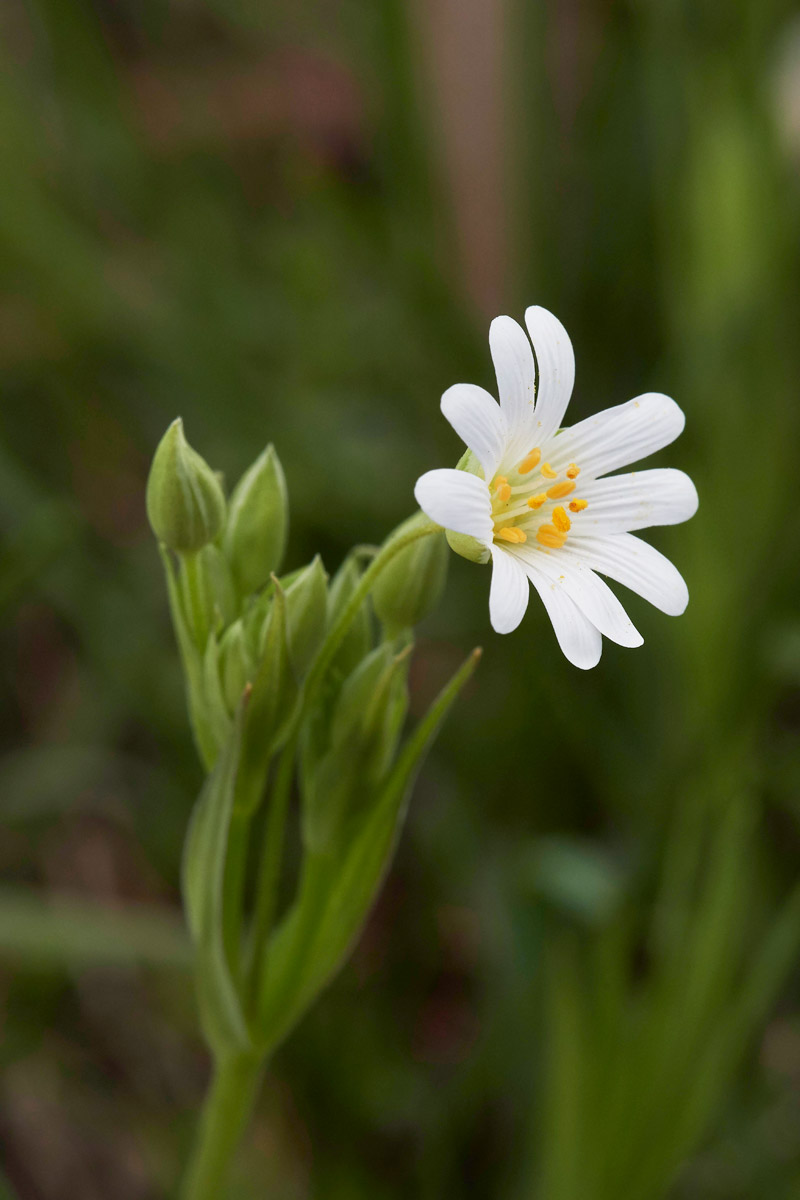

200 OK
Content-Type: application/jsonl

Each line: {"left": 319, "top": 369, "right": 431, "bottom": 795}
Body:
{"left": 414, "top": 306, "right": 698, "bottom": 669}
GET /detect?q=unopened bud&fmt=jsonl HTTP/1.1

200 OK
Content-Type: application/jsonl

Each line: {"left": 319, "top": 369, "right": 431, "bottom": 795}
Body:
{"left": 327, "top": 555, "right": 372, "bottom": 679}
{"left": 218, "top": 619, "right": 254, "bottom": 713}
{"left": 146, "top": 418, "right": 226, "bottom": 552}
{"left": 223, "top": 445, "right": 288, "bottom": 597}
{"left": 373, "top": 516, "right": 449, "bottom": 635}
{"left": 285, "top": 556, "right": 328, "bottom": 678}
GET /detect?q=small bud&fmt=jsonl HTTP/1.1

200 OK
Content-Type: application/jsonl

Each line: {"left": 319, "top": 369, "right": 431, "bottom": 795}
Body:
{"left": 285, "top": 556, "right": 328, "bottom": 678}
{"left": 327, "top": 555, "right": 372, "bottom": 679}
{"left": 146, "top": 418, "right": 226, "bottom": 552}
{"left": 218, "top": 619, "right": 254, "bottom": 713}
{"left": 223, "top": 445, "right": 288, "bottom": 597}
{"left": 302, "top": 644, "right": 410, "bottom": 853}
{"left": 372, "top": 516, "right": 449, "bottom": 635}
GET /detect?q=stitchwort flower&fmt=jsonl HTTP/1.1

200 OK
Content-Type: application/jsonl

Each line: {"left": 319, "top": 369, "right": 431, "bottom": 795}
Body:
{"left": 415, "top": 306, "right": 698, "bottom": 668}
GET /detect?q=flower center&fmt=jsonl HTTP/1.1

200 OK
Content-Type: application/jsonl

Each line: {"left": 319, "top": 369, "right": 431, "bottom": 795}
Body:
{"left": 490, "top": 449, "right": 588, "bottom": 550}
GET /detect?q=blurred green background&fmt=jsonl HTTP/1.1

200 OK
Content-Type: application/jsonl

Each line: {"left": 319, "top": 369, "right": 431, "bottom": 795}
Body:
{"left": 2, "top": 0, "right": 800, "bottom": 1196}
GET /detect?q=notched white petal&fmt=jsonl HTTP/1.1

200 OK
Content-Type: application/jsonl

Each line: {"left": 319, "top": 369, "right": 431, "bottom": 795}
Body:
{"left": 547, "top": 393, "right": 686, "bottom": 479}
{"left": 522, "top": 550, "right": 643, "bottom": 648}
{"left": 571, "top": 468, "right": 698, "bottom": 533}
{"left": 489, "top": 545, "right": 530, "bottom": 634}
{"left": 524, "top": 560, "right": 603, "bottom": 669}
{"left": 441, "top": 384, "right": 507, "bottom": 483}
{"left": 566, "top": 533, "right": 689, "bottom": 616}
{"left": 414, "top": 468, "right": 493, "bottom": 543}
{"left": 489, "top": 316, "right": 536, "bottom": 450}
{"left": 524, "top": 305, "right": 576, "bottom": 446}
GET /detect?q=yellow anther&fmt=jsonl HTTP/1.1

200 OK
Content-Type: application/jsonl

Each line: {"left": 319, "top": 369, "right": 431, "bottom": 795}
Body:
{"left": 497, "top": 526, "right": 527, "bottom": 544}
{"left": 552, "top": 506, "right": 571, "bottom": 533}
{"left": 536, "top": 525, "right": 567, "bottom": 549}
{"left": 546, "top": 480, "right": 576, "bottom": 500}
{"left": 493, "top": 475, "right": 508, "bottom": 489}
{"left": 566, "top": 462, "right": 580, "bottom": 479}
{"left": 527, "top": 493, "right": 547, "bottom": 509}
{"left": 518, "top": 448, "right": 541, "bottom": 475}
{"left": 495, "top": 482, "right": 512, "bottom": 504}
{"left": 569, "top": 498, "right": 588, "bottom": 513}
{"left": 541, "top": 461, "right": 557, "bottom": 479}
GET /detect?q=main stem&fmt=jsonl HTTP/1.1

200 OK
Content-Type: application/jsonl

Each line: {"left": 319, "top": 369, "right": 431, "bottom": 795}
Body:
{"left": 180, "top": 1051, "right": 264, "bottom": 1200}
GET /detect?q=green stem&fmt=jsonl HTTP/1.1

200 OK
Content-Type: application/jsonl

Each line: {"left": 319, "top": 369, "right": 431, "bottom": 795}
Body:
{"left": 180, "top": 1051, "right": 264, "bottom": 1200}
{"left": 181, "top": 550, "right": 209, "bottom": 648}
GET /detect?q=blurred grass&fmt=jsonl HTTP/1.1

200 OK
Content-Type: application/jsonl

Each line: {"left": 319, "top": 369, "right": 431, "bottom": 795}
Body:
{"left": 1, "top": 0, "right": 800, "bottom": 1197}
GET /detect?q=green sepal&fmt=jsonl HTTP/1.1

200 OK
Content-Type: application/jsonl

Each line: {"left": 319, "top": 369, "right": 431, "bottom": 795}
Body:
{"left": 446, "top": 449, "right": 491, "bottom": 564}
{"left": 285, "top": 556, "right": 328, "bottom": 679}
{"left": 182, "top": 700, "right": 252, "bottom": 1055}
{"left": 256, "top": 647, "right": 482, "bottom": 1053}
{"left": 224, "top": 445, "right": 288, "bottom": 598}
{"left": 372, "top": 513, "right": 449, "bottom": 636}
{"left": 146, "top": 418, "right": 226, "bottom": 553}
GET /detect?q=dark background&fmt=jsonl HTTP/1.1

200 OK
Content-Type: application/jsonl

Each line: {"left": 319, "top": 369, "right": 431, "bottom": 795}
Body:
{"left": 1, "top": 1, "right": 800, "bottom": 1197}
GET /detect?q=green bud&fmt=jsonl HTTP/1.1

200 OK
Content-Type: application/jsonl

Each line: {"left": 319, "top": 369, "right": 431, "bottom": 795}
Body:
{"left": 285, "top": 556, "right": 328, "bottom": 678}
{"left": 224, "top": 445, "right": 288, "bottom": 597}
{"left": 373, "top": 516, "right": 449, "bottom": 635}
{"left": 146, "top": 418, "right": 226, "bottom": 552}
{"left": 327, "top": 555, "right": 373, "bottom": 680}
{"left": 218, "top": 619, "right": 254, "bottom": 714}
{"left": 302, "top": 644, "right": 410, "bottom": 854}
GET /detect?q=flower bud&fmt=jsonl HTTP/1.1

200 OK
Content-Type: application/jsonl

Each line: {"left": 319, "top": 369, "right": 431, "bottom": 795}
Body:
{"left": 218, "top": 619, "right": 254, "bottom": 714}
{"left": 372, "top": 515, "right": 449, "bottom": 635}
{"left": 327, "top": 555, "right": 372, "bottom": 680}
{"left": 285, "top": 556, "right": 328, "bottom": 678}
{"left": 302, "top": 644, "right": 410, "bottom": 853}
{"left": 223, "top": 445, "right": 288, "bottom": 597}
{"left": 146, "top": 418, "right": 226, "bottom": 552}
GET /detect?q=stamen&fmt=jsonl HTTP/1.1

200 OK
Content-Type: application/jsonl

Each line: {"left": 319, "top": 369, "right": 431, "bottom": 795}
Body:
{"left": 527, "top": 493, "right": 547, "bottom": 509}
{"left": 493, "top": 475, "right": 508, "bottom": 489}
{"left": 540, "top": 461, "right": 557, "bottom": 479}
{"left": 546, "top": 480, "right": 576, "bottom": 500}
{"left": 495, "top": 482, "right": 512, "bottom": 504}
{"left": 566, "top": 463, "right": 580, "bottom": 479}
{"left": 497, "top": 526, "right": 527, "bottom": 544}
{"left": 518, "top": 448, "right": 541, "bottom": 475}
{"left": 536, "top": 525, "right": 567, "bottom": 548}
{"left": 552, "top": 506, "right": 571, "bottom": 532}
{"left": 569, "top": 498, "right": 588, "bottom": 513}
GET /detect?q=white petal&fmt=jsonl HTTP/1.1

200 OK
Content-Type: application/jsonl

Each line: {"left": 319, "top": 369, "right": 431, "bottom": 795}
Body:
{"left": 524, "top": 305, "right": 576, "bottom": 445}
{"left": 568, "top": 469, "right": 698, "bottom": 533}
{"left": 524, "top": 559, "right": 603, "bottom": 669}
{"left": 488, "top": 545, "right": 529, "bottom": 634}
{"left": 519, "top": 549, "right": 643, "bottom": 648}
{"left": 563, "top": 534, "right": 689, "bottom": 616}
{"left": 489, "top": 316, "right": 536, "bottom": 455}
{"left": 440, "top": 384, "right": 507, "bottom": 482}
{"left": 414, "top": 468, "right": 493, "bottom": 542}
{"left": 546, "top": 393, "right": 685, "bottom": 479}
